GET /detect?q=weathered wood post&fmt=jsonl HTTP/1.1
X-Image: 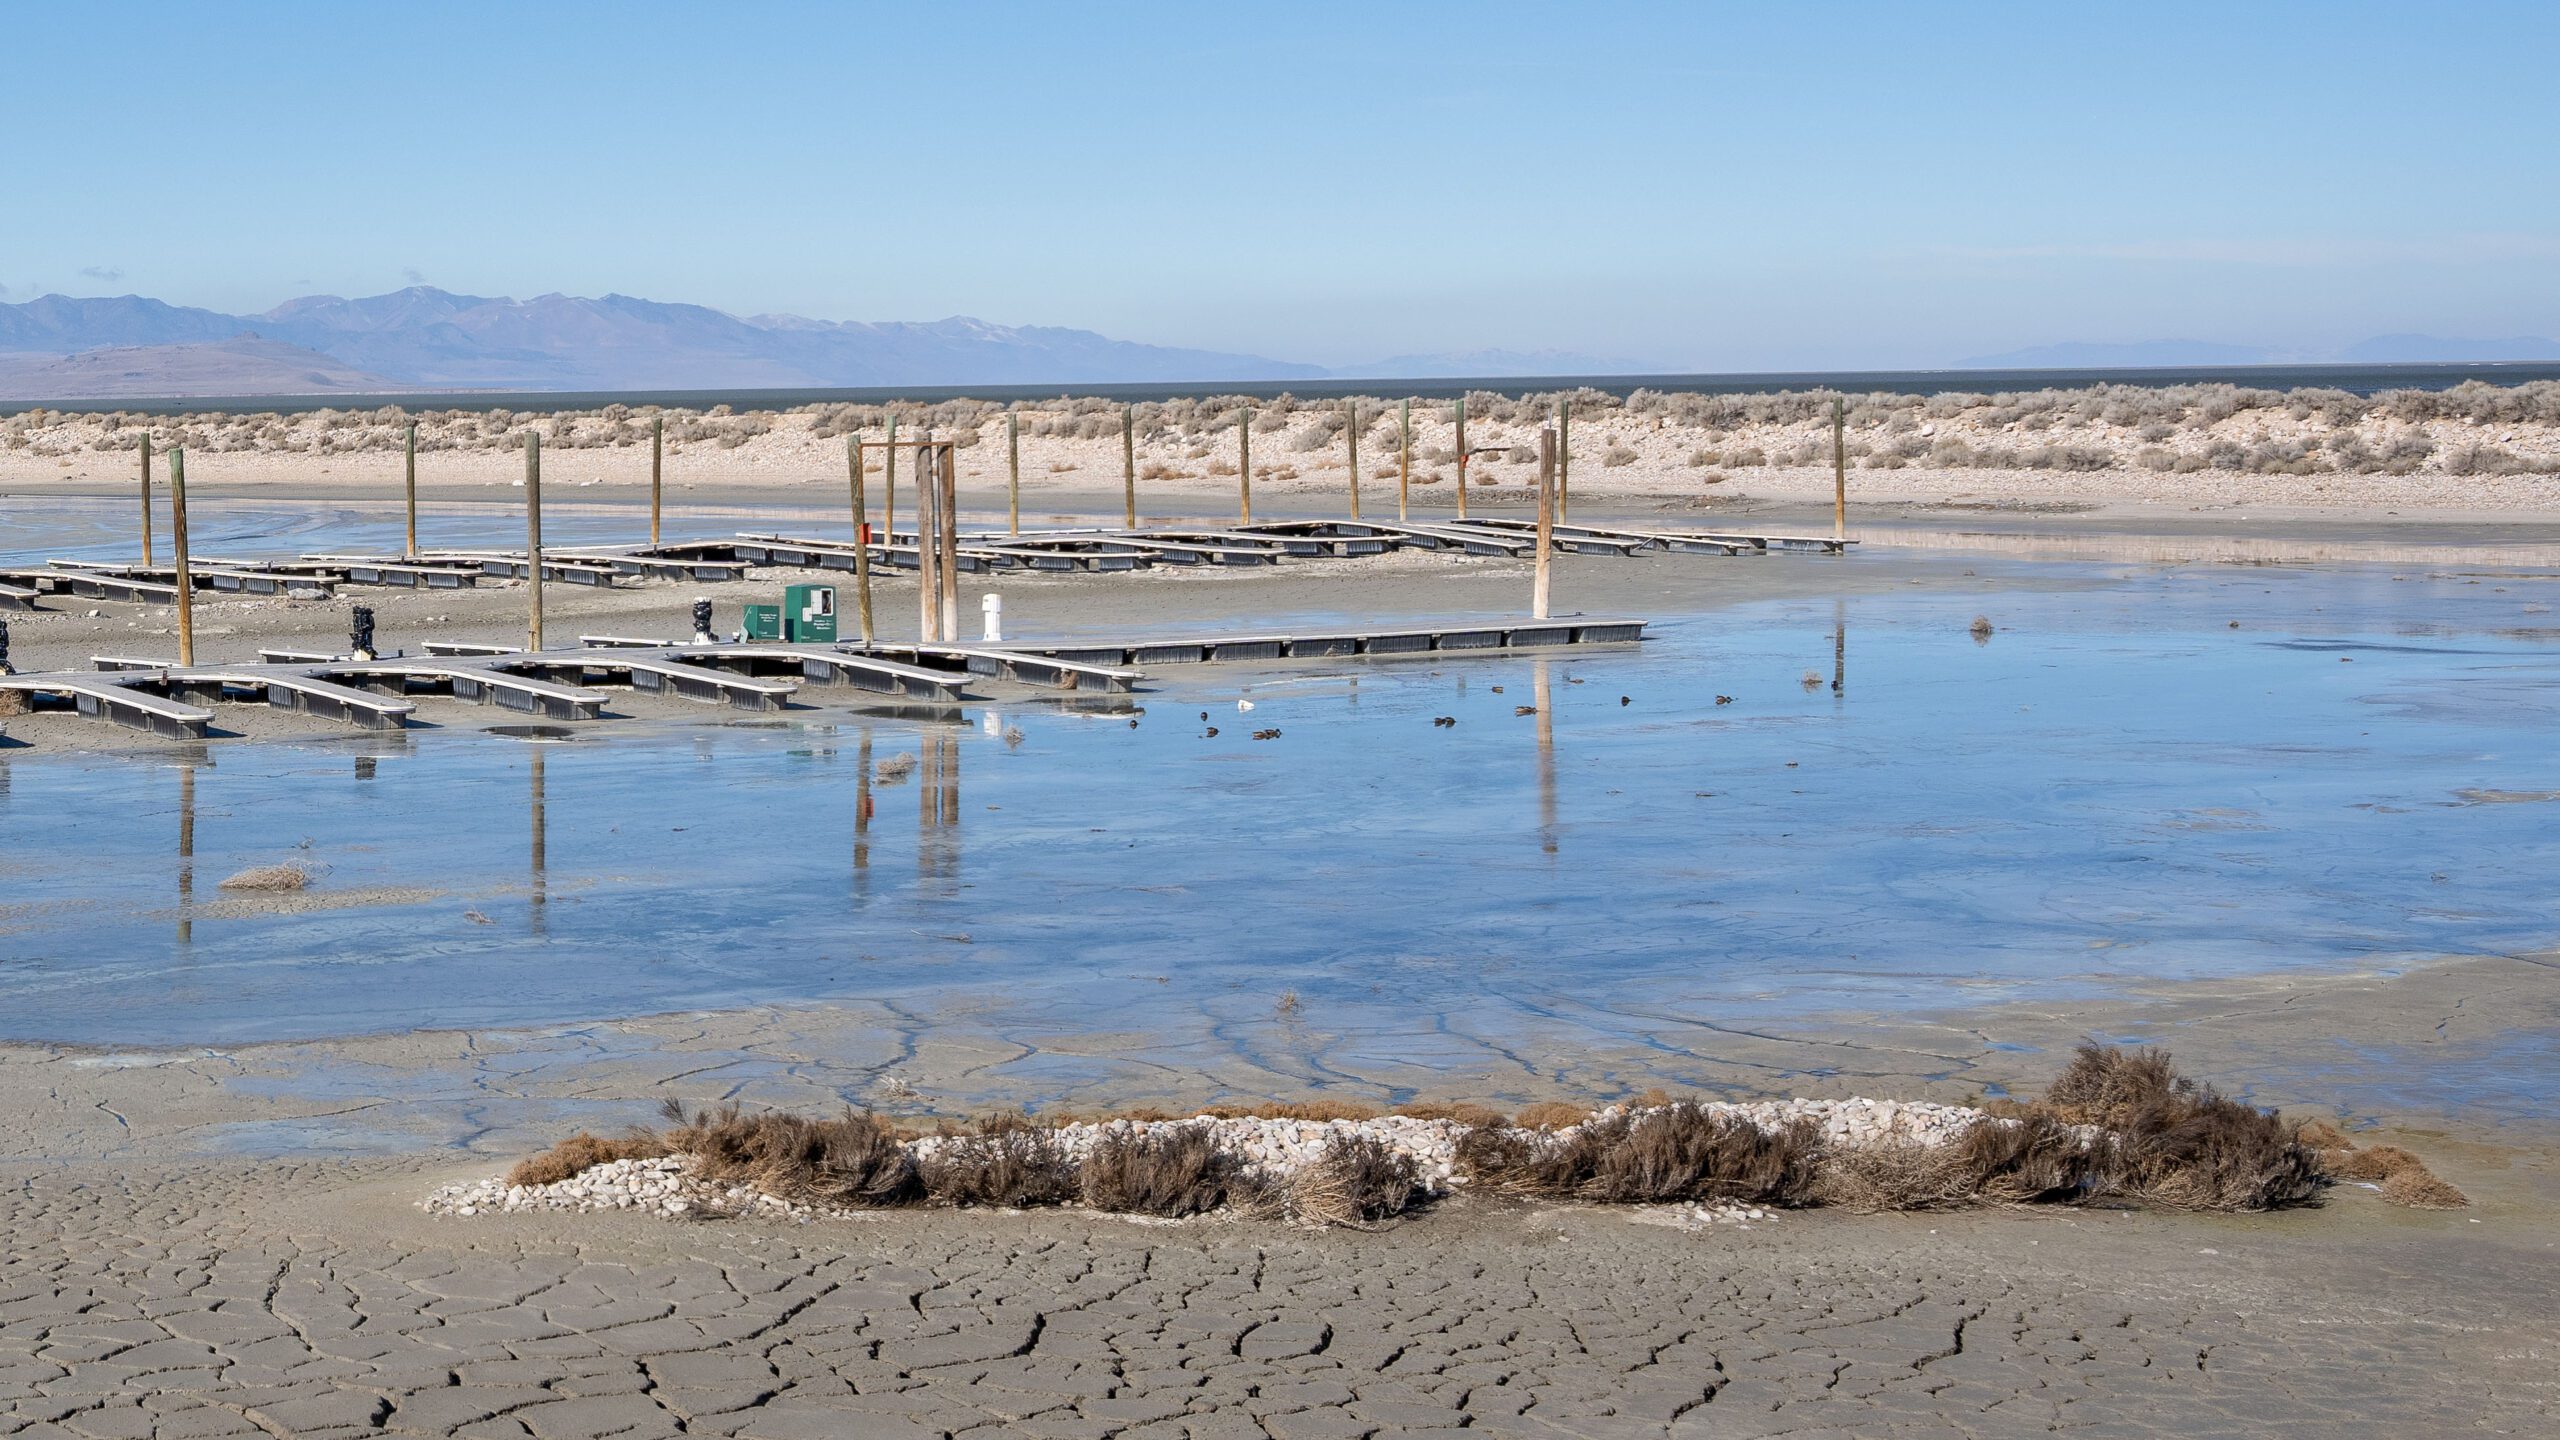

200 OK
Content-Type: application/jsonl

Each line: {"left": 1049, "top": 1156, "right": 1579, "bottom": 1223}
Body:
{"left": 403, "top": 423, "right": 419, "bottom": 559}
{"left": 1534, "top": 427, "right": 1557, "bottom": 619}
{"left": 1557, "top": 398, "right": 1571, "bottom": 524}
{"left": 848, "top": 436, "right": 875, "bottom": 644}
{"left": 1832, "top": 396, "right": 1846, "bottom": 542}
{"left": 1454, "top": 396, "right": 1470, "bottom": 520}
{"left": 1121, "top": 405, "right": 1137, "bottom": 529}
{"left": 1237, "top": 407, "right": 1253, "bottom": 525}
{"left": 916, "top": 435, "right": 941, "bottom": 643}
{"left": 1398, "top": 398, "right": 1411, "bottom": 521}
{"left": 650, "top": 415, "right": 664, "bottom": 548}
{"left": 937, "top": 440, "right": 960, "bottom": 643}
{"left": 1344, "top": 398, "right": 1361, "bottom": 520}
{"left": 883, "top": 415, "right": 898, "bottom": 540}
{"left": 1007, "top": 410, "right": 1022, "bottom": 536}
{"left": 168, "top": 447, "right": 194, "bottom": 665}
{"left": 139, "top": 432, "right": 155, "bottom": 566}
{"left": 525, "top": 432, "right": 545, "bottom": 652}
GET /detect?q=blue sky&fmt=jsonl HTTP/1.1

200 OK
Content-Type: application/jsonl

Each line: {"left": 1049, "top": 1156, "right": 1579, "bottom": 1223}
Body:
{"left": 5, "top": 0, "right": 2556, "bottom": 369}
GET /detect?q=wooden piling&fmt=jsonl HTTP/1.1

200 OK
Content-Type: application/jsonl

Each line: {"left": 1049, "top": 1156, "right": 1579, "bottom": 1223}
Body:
{"left": 1398, "top": 398, "right": 1411, "bottom": 521}
{"left": 937, "top": 441, "right": 960, "bottom": 644}
{"left": 403, "top": 423, "right": 418, "bottom": 559}
{"left": 1237, "top": 408, "right": 1252, "bottom": 525}
{"left": 1345, "top": 399, "right": 1361, "bottom": 520}
{"left": 848, "top": 437, "right": 875, "bottom": 644}
{"left": 1008, "top": 410, "right": 1023, "bottom": 536}
{"left": 1534, "top": 427, "right": 1557, "bottom": 619}
{"left": 1454, "top": 397, "right": 1470, "bottom": 520}
{"left": 1557, "top": 398, "right": 1571, "bottom": 524}
{"left": 168, "top": 447, "right": 194, "bottom": 665}
{"left": 650, "top": 415, "right": 664, "bottom": 548}
{"left": 525, "top": 432, "right": 545, "bottom": 652}
{"left": 1831, "top": 396, "right": 1846, "bottom": 542}
{"left": 139, "top": 433, "right": 155, "bottom": 566}
{"left": 883, "top": 415, "right": 898, "bottom": 541}
{"left": 1121, "top": 405, "right": 1136, "bottom": 529}
{"left": 916, "top": 434, "right": 941, "bottom": 643}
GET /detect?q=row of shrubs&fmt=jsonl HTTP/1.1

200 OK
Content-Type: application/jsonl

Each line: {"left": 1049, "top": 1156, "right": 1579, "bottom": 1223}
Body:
{"left": 505, "top": 1046, "right": 2457, "bottom": 1228}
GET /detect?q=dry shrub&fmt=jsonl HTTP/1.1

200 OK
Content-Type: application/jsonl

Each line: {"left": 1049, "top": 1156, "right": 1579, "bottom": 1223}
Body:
{"left": 1202, "top": 1099, "right": 1381, "bottom": 1123}
{"left": 1081, "top": 1124, "right": 1254, "bottom": 1217}
{"left": 917, "top": 1115, "right": 1077, "bottom": 1208}
{"left": 2325, "top": 1144, "right": 2423, "bottom": 1181}
{"left": 219, "top": 863, "right": 309, "bottom": 892}
{"left": 1818, "top": 1116, "right": 2114, "bottom": 1211}
{"left": 505, "top": 1130, "right": 667, "bottom": 1188}
{"left": 1289, "top": 1134, "right": 1422, "bottom": 1228}
{"left": 1391, "top": 1100, "right": 1509, "bottom": 1129}
{"left": 2293, "top": 1117, "right": 2352, "bottom": 1149}
{"left": 2041, "top": 1045, "right": 2323, "bottom": 1211}
{"left": 661, "top": 1099, "right": 917, "bottom": 1206}
{"left": 2380, "top": 1168, "right": 2469, "bottom": 1209}
{"left": 2041, "top": 1043, "right": 2181, "bottom": 1127}
{"left": 1459, "top": 1103, "right": 1818, "bottom": 1206}
{"left": 1511, "top": 1101, "right": 1592, "bottom": 1131}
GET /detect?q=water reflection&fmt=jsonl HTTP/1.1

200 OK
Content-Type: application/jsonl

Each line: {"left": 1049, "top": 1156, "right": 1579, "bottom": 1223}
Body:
{"left": 1833, "top": 602, "right": 1847, "bottom": 700}
{"left": 176, "top": 760, "right": 197, "bottom": 946}
{"left": 1533, "top": 659, "right": 1556, "bottom": 856}
{"left": 918, "top": 727, "right": 960, "bottom": 888}
{"left": 528, "top": 748, "right": 547, "bottom": 937}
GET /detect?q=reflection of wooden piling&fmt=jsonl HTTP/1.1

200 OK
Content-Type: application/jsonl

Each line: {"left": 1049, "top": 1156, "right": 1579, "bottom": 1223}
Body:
{"left": 139, "top": 433, "right": 155, "bottom": 567}
{"left": 1454, "top": 397, "right": 1470, "bottom": 520}
{"left": 403, "top": 423, "right": 419, "bottom": 559}
{"left": 937, "top": 441, "right": 960, "bottom": 642}
{"left": 1237, "top": 409, "right": 1253, "bottom": 525}
{"left": 1121, "top": 406, "right": 1137, "bottom": 529}
{"left": 525, "top": 433, "right": 545, "bottom": 651}
{"left": 176, "top": 760, "right": 195, "bottom": 946}
{"left": 854, "top": 728, "right": 874, "bottom": 888}
{"left": 1010, "top": 411, "right": 1024, "bottom": 536}
{"left": 1534, "top": 659, "right": 1556, "bottom": 855}
{"left": 169, "top": 448, "right": 195, "bottom": 665}
{"left": 1832, "top": 396, "right": 1846, "bottom": 542}
{"left": 1833, "top": 601, "right": 1846, "bottom": 698}
{"left": 940, "top": 728, "right": 959, "bottom": 827}
{"left": 1398, "top": 398, "right": 1411, "bottom": 521}
{"left": 529, "top": 747, "right": 547, "bottom": 937}
{"left": 1534, "top": 427, "right": 1557, "bottom": 619}
{"left": 650, "top": 415, "right": 664, "bottom": 548}
{"left": 848, "top": 437, "right": 874, "bottom": 643}
{"left": 1345, "top": 399, "right": 1361, "bottom": 520}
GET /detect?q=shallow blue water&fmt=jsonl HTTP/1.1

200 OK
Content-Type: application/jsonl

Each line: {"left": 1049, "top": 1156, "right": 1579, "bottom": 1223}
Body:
{"left": 1, "top": 560, "right": 2554, "bottom": 1050}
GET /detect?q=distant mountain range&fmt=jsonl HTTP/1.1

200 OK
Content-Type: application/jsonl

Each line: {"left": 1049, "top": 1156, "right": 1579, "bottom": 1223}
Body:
{"left": 1960, "top": 335, "right": 2560, "bottom": 369}
{"left": 0, "top": 288, "right": 1332, "bottom": 399}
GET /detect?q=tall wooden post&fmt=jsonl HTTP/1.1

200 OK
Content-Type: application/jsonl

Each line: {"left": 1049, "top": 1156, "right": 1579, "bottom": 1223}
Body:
{"left": 1344, "top": 399, "right": 1361, "bottom": 519}
{"left": 1454, "top": 397, "right": 1470, "bottom": 520}
{"left": 1398, "top": 398, "right": 1411, "bottom": 521}
{"left": 139, "top": 432, "right": 155, "bottom": 566}
{"left": 525, "top": 432, "right": 545, "bottom": 652}
{"left": 649, "top": 415, "right": 664, "bottom": 548}
{"left": 1237, "top": 408, "right": 1252, "bottom": 525}
{"left": 402, "top": 423, "right": 418, "bottom": 559}
{"left": 1831, "top": 396, "right": 1846, "bottom": 541}
{"left": 849, "top": 437, "right": 874, "bottom": 644}
{"left": 1556, "top": 398, "right": 1571, "bottom": 524}
{"left": 168, "top": 447, "right": 194, "bottom": 665}
{"left": 916, "top": 435, "right": 941, "bottom": 643}
{"left": 1121, "top": 405, "right": 1136, "bottom": 529}
{"left": 1007, "top": 410, "right": 1022, "bottom": 536}
{"left": 937, "top": 441, "right": 960, "bottom": 643}
{"left": 883, "top": 415, "right": 898, "bottom": 540}
{"left": 1534, "top": 428, "right": 1557, "bottom": 620}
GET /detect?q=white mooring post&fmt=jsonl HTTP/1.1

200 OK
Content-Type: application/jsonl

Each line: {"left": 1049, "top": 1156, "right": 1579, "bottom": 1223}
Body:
{"left": 982, "top": 592, "right": 1002, "bottom": 643}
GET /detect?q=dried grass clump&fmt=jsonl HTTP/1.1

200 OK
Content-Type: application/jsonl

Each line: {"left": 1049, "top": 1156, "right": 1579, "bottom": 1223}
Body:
{"left": 2379, "top": 1168, "right": 2469, "bottom": 1209}
{"left": 1202, "top": 1098, "right": 1381, "bottom": 1123}
{"left": 2293, "top": 1117, "right": 2352, "bottom": 1149}
{"left": 219, "top": 863, "right": 310, "bottom": 892}
{"left": 1511, "top": 1101, "right": 1592, "bottom": 1131}
{"left": 505, "top": 1130, "right": 668, "bottom": 1188}
{"left": 2041, "top": 1044, "right": 2323, "bottom": 1211}
{"left": 1289, "top": 1134, "right": 1423, "bottom": 1228}
{"left": 661, "top": 1099, "right": 918, "bottom": 1207}
{"left": 1391, "top": 1100, "right": 1509, "bottom": 1129}
{"left": 1459, "top": 1102, "right": 1819, "bottom": 1207}
{"left": 1081, "top": 1124, "right": 1257, "bottom": 1217}
{"left": 2323, "top": 1144, "right": 2423, "bottom": 1182}
{"left": 917, "top": 1115, "right": 1077, "bottom": 1208}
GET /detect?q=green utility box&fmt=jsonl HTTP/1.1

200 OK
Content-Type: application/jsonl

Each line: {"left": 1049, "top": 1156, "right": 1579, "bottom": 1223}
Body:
{"left": 783, "top": 583, "right": 838, "bottom": 643}
{"left": 741, "top": 604, "right": 783, "bottom": 641}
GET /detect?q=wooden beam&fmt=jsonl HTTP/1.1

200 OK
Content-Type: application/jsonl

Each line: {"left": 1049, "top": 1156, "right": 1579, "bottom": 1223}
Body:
{"left": 169, "top": 447, "right": 194, "bottom": 665}
{"left": 525, "top": 432, "right": 545, "bottom": 651}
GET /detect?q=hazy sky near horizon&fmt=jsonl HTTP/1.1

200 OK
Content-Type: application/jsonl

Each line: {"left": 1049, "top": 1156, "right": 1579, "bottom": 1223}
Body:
{"left": 6, "top": 0, "right": 2557, "bottom": 370}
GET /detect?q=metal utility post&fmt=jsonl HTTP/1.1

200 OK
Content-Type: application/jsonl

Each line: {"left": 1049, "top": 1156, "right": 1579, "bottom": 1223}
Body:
{"left": 139, "top": 433, "right": 155, "bottom": 566}
{"left": 525, "top": 432, "right": 545, "bottom": 652}
{"left": 937, "top": 441, "right": 960, "bottom": 643}
{"left": 650, "top": 415, "right": 664, "bottom": 548}
{"left": 1557, "top": 399, "right": 1571, "bottom": 524}
{"left": 1344, "top": 399, "right": 1361, "bottom": 520}
{"left": 1237, "top": 408, "right": 1252, "bottom": 525}
{"left": 403, "top": 423, "right": 419, "bottom": 559}
{"left": 1121, "top": 405, "right": 1136, "bottom": 529}
{"left": 1534, "top": 427, "right": 1557, "bottom": 619}
{"left": 1454, "top": 397, "right": 1470, "bottom": 520}
{"left": 1398, "top": 398, "right": 1411, "bottom": 521}
{"left": 848, "top": 437, "right": 874, "bottom": 644}
{"left": 1832, "top": 396, "right": 1847, "bottom": 542}
{"left": 168, "top": 447, "right": 194, "bottom": 664}
{"left": 1007, "top": 411, "right": 1022, "bottom": 536}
